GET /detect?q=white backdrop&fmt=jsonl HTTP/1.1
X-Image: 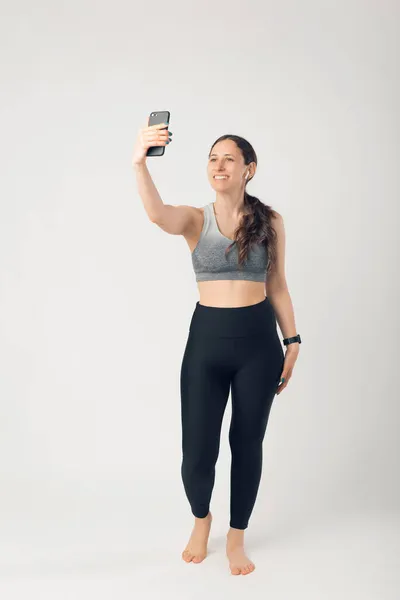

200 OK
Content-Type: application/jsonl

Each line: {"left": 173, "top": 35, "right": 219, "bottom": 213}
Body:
{"left": 0, "top": 0, "right": 399, "bottom": 598}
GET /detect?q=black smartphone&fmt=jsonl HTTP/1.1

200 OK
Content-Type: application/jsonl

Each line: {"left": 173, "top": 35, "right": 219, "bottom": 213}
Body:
{"left": 146, "top": 110, "right": 170, "bottom": 157}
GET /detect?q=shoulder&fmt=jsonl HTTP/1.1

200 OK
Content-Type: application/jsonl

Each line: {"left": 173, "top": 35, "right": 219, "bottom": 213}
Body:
{"left": 271, "top": 209, "right": 282, "bottom": 222}
{"left": 270, "top": 209, "right": 284, "bottom": 232}
{"left": 168, "top": 204, "right": 205, "bottom": 227}
{"left": 169, "top": 204, "right": 202, "bottom": 213}
{"left": 171, "top": 204, "right": 205, "bottom": 217}
{"left": 179, "top": 204, "right": 207, "bottom": 242}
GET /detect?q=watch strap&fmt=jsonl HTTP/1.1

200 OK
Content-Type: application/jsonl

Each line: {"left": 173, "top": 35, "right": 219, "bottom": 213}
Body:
{"left": 283, "top": 334, "right": 301, "bottom": 346}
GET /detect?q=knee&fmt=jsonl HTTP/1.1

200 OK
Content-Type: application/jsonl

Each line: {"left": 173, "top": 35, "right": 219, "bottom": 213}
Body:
{"left": 229, "top": 433, "right": 263, "bottom": 458}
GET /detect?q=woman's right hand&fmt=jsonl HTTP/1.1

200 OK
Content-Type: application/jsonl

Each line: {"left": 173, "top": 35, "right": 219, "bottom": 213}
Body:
{"left": 132, "top": 119, "right": 171, "bottom": 167}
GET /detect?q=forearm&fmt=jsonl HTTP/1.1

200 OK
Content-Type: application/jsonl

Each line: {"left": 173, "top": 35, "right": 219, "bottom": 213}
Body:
{"left": 268, "top": 288, "right": 299, "bottom": 350}
{"left": 133, "top": 162, "right": 165, "bottom": 222}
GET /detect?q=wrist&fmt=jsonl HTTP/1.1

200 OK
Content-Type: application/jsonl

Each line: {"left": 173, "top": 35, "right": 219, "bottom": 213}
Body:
{"left": 283, "top": 333, "right": 301, "bottom": 348}
{"left": 133, "top": 161, "right": 147, "bottom": 170}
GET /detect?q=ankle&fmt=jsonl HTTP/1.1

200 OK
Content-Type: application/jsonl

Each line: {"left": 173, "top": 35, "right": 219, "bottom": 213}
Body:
{"left": 195, "top": 511, "right": 212, "bottom": 524}
{"left": 227, "top": 527, "right": 245, "bottom": 544}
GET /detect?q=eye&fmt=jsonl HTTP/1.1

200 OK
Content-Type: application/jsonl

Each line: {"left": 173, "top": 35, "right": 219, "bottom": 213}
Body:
{"left": 209, "top": 157, "right": 234, "bottom": 162}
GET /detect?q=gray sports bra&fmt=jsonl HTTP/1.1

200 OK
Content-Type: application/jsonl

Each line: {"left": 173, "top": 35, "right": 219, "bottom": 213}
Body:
{"left": 191, "top": 202, "right": 268, "bottom": 282}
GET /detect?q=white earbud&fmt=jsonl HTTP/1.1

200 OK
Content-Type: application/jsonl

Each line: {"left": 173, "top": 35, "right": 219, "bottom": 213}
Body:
{"left": 245, "top": 172, "right": 250, "bottom": 180}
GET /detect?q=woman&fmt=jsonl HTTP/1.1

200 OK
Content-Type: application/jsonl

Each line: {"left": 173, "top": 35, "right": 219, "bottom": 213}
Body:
{"left": 132, "top": 119, "right": 301, "bottom": 576}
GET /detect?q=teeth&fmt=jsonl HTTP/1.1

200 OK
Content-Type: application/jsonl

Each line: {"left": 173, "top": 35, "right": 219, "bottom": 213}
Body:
{"left": 214, "top": 176, "right": 228, "bottom": 179}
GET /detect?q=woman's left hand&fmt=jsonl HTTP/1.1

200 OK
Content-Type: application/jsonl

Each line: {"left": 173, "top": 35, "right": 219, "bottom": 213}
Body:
{"left": 276, "top": 345, "right": 299, "bottom": 395}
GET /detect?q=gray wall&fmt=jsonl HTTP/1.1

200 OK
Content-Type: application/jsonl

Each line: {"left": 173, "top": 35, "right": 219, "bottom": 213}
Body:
{"left": 0, "top": 0, "right": 399, "bottom": 595}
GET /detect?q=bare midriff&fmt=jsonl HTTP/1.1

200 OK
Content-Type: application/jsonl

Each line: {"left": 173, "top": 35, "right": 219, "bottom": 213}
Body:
{"left": 196, "top": 280, "right": 266, "bottom": 308}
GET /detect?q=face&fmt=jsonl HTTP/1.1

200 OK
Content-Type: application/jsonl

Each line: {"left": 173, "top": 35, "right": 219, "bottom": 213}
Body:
{"left": 207, "top": 139, "right": 254, "bottom": 191}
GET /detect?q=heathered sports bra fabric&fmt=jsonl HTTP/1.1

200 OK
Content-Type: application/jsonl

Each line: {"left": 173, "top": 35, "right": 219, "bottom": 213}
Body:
{"left": 191, "top": 202, "right": 268, "bottom": 282}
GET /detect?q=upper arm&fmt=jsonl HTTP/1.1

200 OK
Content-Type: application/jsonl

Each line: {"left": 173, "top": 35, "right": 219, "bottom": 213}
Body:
{"left": 265, "top": 210, "right": 288, "bottom": 295}
{"left": 151, "top": 204, "right": 198, "bottom": 236}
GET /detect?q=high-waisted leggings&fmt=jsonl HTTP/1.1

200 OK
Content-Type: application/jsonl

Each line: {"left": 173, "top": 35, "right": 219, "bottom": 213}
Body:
{"left": 180, "top": 296, "right": 284, "bottom": 530}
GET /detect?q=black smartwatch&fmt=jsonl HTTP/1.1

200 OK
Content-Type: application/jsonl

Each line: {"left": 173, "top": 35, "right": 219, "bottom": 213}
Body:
{"left": 283, "top": 334, "right": 302, "bottom": 346}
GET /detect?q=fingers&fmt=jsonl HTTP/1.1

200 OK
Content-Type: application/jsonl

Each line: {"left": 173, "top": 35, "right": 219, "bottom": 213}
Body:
{"left": 137, "top": 119, "right": 173, "bottom": 151}
{"left": 276, "top": 375, "right": 290, "bottom": 395}
{"left": 144, "top": 134, "right": 170, "bottom": 146}
{"left": 145, "top": 130, "right": 170, "bottom": 140}
{"left": 141, "top": 126, "right": 172, "bottom": 147}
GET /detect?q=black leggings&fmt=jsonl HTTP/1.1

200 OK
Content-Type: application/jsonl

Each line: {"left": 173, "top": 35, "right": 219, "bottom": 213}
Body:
{"left": 180, "top": 296, "right": 284, "bottom": 530}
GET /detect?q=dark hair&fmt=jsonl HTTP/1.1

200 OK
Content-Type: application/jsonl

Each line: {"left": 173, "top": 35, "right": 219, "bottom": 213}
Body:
{"left": 208, "top": 134, "right": 278, "bottom": 274}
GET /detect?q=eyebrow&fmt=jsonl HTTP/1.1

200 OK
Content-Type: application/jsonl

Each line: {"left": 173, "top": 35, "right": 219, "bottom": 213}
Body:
{"left": 209, "top": 153, "right": 235, "bottom": 157}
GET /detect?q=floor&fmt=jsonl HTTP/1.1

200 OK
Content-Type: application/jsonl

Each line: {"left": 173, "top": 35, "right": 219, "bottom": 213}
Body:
{"left": 0, "top": 477, "right": 398, "bottom": 600}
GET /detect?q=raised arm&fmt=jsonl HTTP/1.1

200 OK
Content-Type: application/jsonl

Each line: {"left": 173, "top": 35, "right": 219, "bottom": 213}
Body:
{"left": 132, "top": 120, "right": 196, "bottom": 236}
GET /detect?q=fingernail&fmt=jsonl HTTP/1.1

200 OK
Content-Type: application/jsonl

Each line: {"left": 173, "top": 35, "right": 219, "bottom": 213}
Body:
{"left": 280, "top": 377, "right": 285, "bottom": 383}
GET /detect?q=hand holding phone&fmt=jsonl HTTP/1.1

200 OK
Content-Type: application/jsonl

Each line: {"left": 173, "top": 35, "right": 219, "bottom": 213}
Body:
{"left": 131, "top": 111, "right": 172, "bottom": 167}
{"left": 146, "top": 111, "right": 171, "bottom": 157}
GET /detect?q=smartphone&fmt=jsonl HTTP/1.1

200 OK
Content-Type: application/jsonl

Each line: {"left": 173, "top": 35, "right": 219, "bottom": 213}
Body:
{"left": 146, "top": 111, "right": 170, "bottom": 157}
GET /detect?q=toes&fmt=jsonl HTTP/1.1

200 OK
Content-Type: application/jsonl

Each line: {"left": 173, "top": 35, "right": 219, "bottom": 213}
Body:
{"left": 182, "top": 550, "right": 193, "bottom": 562}
{"left": 183, "top": 549, "right": 206, "bottom": 564}
{"left": 231, "top": 566, "right": 241, "bottom": 575}
{"left": 193, "top": 556, "right": 205, "bottom": 563}
{"left": 244, "top": 563, "right": 255, "bottom": 574}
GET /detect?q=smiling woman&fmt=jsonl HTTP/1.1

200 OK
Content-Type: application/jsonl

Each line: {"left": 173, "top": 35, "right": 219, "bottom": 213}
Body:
{"left": 203, "top": 136, "right": 279, "bottom": 279}
{"left": 132, "top": 120, "right": 301, "bottom": 576}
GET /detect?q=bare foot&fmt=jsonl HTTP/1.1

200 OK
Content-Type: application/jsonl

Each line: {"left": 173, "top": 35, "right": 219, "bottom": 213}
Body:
{"left": 182, "top": 512, "right": 212, "bottom": 564}
{"left": 226, "top": 529, "right": 256, "bottom": 575}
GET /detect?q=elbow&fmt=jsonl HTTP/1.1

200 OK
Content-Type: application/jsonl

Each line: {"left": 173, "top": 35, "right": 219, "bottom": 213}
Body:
{"left": 148, "top": 212, "right": 162, "bottom": 224}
